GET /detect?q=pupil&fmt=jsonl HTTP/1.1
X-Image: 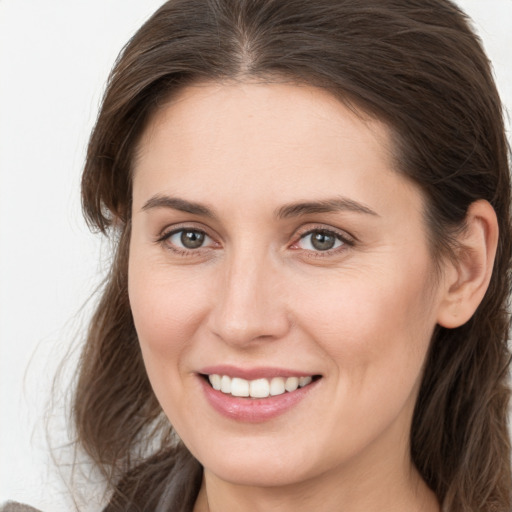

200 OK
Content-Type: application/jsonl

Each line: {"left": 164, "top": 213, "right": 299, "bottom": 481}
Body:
{"left": 311, "top": 232, "right": 335, "bottom": 251}
{"left": 181, "top": 230, "right": 205, "bottom": 249}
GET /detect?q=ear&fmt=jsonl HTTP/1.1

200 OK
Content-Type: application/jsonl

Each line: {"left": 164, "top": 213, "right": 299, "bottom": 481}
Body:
{"left": 436, "top": 200, "right": 499, "bottom": 329}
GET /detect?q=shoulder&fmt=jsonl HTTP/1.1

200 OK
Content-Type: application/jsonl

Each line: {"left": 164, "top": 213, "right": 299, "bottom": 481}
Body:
{"left": 0, "top": 503, "right": 43, "bottom": 512}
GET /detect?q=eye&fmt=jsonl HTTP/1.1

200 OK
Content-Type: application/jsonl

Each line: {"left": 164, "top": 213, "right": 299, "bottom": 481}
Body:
{"left": 163, "top": 228, "right": 214, "bottom": 250}
{"left": 297, "top": 229, "right": 346, "bottom": 252}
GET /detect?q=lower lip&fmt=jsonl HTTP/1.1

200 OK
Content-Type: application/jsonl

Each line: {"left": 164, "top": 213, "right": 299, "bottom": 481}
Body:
{"left": 200, "top": 377, "right": 319, "bottom": 423}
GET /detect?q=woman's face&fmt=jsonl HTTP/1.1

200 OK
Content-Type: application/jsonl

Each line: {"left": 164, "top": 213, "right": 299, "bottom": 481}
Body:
{"left": 129, "top": 82, "right": 449, "bottom": 489}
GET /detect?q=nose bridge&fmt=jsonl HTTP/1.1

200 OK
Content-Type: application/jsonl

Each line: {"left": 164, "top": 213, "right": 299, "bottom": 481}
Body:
{"left": 209, "top": 240, "right": 289, "bottom": 345}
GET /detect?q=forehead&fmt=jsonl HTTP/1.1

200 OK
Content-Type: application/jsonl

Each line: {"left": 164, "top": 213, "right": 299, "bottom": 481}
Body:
{"left": 132, "top": 81, "right": 421, "bottom": 221}
{"left": 135, "top": 80, "right": 393, "bottom": 173}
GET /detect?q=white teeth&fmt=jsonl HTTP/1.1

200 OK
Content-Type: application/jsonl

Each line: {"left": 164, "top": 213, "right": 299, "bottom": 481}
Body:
{"left": 209, "top": 374, "right": 221, "bottom": 390}
{"left": 220, "top": 375, "right": 231, "bottom": 394}
{"left": 299, "top": 376, "right": 312, "bottom": 387}
{"left": 269, "top": 377, "right": 286, "bottom": 396}
{"left": 285, "top": 376, "right": 299, "bottom": 392}
{"left": 250, "top": 378, "right": 270, "bottom": 398}
{"left": 208, "top": 374, "right": 315, "bottom": 398}
{"left": 231, "top": 377, "right": 250, "bottom": 397}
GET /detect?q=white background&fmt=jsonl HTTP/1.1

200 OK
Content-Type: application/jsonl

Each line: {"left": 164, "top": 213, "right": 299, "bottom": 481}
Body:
{"left": 1, "top": 1, "right": 511, "bottom": 510}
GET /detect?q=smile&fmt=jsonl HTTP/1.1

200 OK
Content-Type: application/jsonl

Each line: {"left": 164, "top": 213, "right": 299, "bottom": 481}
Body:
{"left": 207, "top": 374, "right": 316, "bottom": 398}
{"left": 199, "top": 369, "right": 322, "bottom": 421}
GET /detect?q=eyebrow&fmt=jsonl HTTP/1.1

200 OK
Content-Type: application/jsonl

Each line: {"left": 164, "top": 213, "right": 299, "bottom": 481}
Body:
{"left": 141, "top": 194, "right": 379, "bottom": 219}
{"left": 141, "top": 195, "right": 217, "bottom": 218}
{"left": 275, "top": 197, "right": 379, "bottom": 219}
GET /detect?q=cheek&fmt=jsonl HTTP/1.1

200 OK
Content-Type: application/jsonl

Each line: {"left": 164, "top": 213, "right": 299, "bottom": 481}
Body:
{"left": 294, "top": 257, "right": 437, "bottom": 385}
{"left": 128, "top": 257, "right": 209, "bottom": 357}
{"left": 289, "top": 263, "right": 438, "bottom": 451}
{"left": 127, "top": 256, "right": 212, "bottom": 424}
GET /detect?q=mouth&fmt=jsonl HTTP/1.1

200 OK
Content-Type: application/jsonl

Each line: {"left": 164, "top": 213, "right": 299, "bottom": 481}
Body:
{"left": 202, "top": 373, "right": 322, "bottom": 399}
{"left": 199, "top": 368, "right": 323, "bottom": 422}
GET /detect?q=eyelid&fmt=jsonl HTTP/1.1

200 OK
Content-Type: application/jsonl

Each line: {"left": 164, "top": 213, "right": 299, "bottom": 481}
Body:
{"left": 154, "top": 222, "right": 355, "bottom": 257}
{"left": 155, "top": 223, "right": 220, "bottom": 254}
{"left": 156, "top": 221, "right": 213, "bottom": 240}
{"left": 290, "top": 224, "right": 356, "bottom": 253}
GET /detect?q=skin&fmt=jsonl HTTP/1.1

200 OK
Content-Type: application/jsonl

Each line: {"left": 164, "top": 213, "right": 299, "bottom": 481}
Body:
{"left": 127, "top": 81, "right": 480, "bottom": 512}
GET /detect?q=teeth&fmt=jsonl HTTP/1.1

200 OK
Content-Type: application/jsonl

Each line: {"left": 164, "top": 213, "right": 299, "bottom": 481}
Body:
{"left": 250, "top": 378, "right": 270, "bottom": 398}
{"left": 299, "top": 376, "right": 312, "bottom": 387}
{"left": 208, "top": 374, "right": 315, "bottom": 398}
{"left": 270, "top": 377, "right": 285, "bottom": 396}
{"left": 231, "top": 377, "right": 249, "bottom": 397}
{"left": 221, "top": 375, "right": 231, "bottom": 393}
{"left": 210, "top": 374, "right": 221, "bottom": 390}
{"left": 285, "top": 376, "right": 299, "bottom": 392}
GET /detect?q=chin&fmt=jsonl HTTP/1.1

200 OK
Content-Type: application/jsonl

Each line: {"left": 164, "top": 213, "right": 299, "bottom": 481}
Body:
{"left": 186, "top": 432, "right": 333, "bottom": 489}
{"left": 203, "top": 456, "right": 314, "bottom": 488}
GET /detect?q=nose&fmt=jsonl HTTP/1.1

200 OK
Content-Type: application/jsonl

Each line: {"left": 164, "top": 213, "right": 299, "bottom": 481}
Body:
{"left": 207, "top": 246, "right": 291, "bottom": 347}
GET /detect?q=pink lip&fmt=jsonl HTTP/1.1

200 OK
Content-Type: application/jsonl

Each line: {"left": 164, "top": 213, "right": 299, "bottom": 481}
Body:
{"left": 198, "top": 373, "right": 320, "bottom": 423}
{"left": 199, "top": 365, "right": 316, "bottom": 380}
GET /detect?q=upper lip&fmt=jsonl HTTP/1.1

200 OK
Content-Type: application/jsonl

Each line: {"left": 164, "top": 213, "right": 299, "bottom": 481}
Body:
{"left": 198, "top": 365, "right": 320, "bottom": 380}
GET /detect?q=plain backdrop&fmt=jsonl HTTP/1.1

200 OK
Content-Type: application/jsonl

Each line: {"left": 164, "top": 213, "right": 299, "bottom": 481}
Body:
{"left": 1, "top": 1, "right": 511, "bottom": 510}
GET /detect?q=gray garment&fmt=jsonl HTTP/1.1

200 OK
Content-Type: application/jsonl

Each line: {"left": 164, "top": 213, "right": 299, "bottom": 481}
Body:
{"left": 0, "top": 502, "right": 42, "bottom": 512}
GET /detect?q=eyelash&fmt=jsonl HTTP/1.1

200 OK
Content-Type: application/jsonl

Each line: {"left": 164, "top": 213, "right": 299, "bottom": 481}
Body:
{"left": 291, "top": 228, "right": 354, "bottom": 257}
{"left": 156, "top": 225, "right": 355, "bottom": 258}
{"left": 156, "top": 227, "right": 217, "bottom": 257}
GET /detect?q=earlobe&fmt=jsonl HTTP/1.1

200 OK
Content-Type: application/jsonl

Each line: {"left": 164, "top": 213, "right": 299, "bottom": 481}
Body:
{"left": 436, "top": 200, "right": 498, "bottom": 329}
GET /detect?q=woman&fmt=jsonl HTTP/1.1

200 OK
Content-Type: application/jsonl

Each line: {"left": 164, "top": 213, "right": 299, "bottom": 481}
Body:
{"left": 3, "top": 0, "right": 510, "bottom": 511}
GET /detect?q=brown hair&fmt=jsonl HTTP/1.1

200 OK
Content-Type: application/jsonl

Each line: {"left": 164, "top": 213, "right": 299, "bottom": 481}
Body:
{"left": 76, "top": 1, "right": 511, "bottom": 510}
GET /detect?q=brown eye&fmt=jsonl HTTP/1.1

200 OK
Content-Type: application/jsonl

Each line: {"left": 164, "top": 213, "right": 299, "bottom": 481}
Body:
{"left": 165, "top": 229, "right": 212, "bottom": 250}
{"left": 298, "top": 230, "right": 344, "bottom": 252}
{"left": 180, "top": 230, "right": 205, "bottom": 249}
{"left": 311, "top": 232, "right": 336, "bottom": 251}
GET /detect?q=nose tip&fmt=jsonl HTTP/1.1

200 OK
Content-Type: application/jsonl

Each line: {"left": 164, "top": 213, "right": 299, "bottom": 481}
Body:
{"left": 212, "top": 314, "right": 278, "bottom": 345}
{"left": 207, "top": 257, "right": 291, "bottom": 347}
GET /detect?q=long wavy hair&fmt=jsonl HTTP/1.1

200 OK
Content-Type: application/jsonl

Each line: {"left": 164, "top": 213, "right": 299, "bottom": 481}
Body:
{"left": 75, "top": 0, "right": 512, "bottom": 510}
